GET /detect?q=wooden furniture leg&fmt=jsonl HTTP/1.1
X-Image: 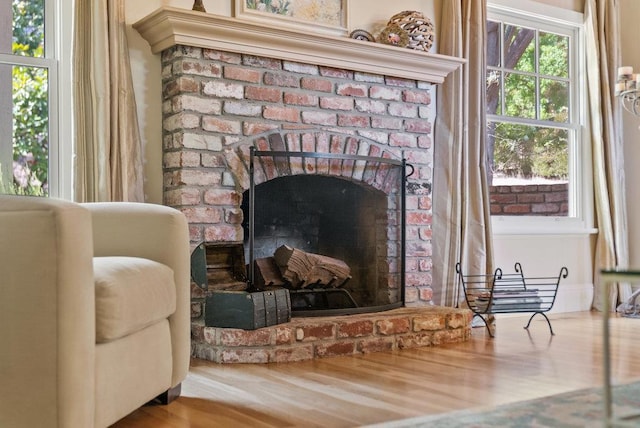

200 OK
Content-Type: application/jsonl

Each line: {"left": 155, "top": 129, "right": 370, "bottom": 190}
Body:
{"left": 156, "top": 384, "right": 181, "bottom": 405}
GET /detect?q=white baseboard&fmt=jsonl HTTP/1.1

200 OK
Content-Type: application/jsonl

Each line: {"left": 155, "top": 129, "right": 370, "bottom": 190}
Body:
{"left": 550, "top": 282, "right": 593, "bottom": 313}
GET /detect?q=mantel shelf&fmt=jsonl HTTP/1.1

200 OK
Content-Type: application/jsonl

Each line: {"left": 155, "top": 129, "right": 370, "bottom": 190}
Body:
{"left": 133, "top": 7, "right": 465, "bottom": 84}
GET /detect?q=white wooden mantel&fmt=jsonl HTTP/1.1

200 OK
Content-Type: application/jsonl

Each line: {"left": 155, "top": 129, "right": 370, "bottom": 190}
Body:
{"left": 133, "top": 7, "right": 464, "bottom": 84}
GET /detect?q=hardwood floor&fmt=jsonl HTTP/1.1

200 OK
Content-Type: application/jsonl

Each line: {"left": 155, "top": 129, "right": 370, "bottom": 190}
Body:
{"left": 113, "top": 311, "right": 640, "bottom": 427}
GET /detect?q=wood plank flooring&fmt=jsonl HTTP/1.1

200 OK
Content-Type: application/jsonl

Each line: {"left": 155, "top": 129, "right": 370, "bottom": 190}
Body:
{"left": 113, "top": 311, "right": 640, "bottom": 427}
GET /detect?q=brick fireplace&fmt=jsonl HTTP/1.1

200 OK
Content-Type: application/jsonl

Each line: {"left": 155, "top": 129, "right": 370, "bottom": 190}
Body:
{"left": 134, "top": 7, "right": 470, "bottom": 362}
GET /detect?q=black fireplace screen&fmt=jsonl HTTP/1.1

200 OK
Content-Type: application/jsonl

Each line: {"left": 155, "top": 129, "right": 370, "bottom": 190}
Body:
{"left": 243, "top": 146, "right": 409, "bottom": 316}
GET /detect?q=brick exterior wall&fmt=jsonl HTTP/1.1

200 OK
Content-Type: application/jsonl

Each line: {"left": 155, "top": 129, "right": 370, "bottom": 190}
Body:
{"left": 490, "top": 183, "right": 569, "bottom": 216}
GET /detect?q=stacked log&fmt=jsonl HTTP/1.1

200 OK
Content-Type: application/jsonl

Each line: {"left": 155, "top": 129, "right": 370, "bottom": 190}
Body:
{"left": 250, "top": 257, "right": 286, "bottom": 289}
{"left": 253, "top": 245, "right": 351, "bottom": 289}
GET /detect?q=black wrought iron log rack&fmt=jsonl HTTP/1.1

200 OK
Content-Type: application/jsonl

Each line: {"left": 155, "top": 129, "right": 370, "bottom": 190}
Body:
{"left": 456, "top": 262, "right": 569, "bottom": 337}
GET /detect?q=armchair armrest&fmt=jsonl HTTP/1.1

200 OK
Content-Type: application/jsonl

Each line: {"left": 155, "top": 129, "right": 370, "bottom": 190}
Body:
{"left": 1, "top": 196, "right": 95, "bottom": 428}
{"left": 82, "top": 202, "right": 190, "bottom": 387}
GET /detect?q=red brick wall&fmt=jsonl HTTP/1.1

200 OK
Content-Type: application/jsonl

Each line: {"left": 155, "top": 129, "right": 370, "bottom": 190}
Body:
{"left": 489, "top": 183, "right": 569, "bottom": 216}
{"left": 161, "top": 45, "right": 435, "bottom": 305}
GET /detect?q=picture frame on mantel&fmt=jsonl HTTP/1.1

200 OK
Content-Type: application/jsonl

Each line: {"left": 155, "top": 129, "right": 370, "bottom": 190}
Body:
{"left": 234, "top": 0, "right": 348, "bottom": 37}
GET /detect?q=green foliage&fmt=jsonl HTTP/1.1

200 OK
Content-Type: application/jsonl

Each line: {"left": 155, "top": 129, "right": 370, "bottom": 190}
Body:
{"left": 540, "top": 79, "right": 567, "bottom": 121}
{"left": 12, "top": 0, "right": 44, "bottom": 55}
{"left": 539, "top": 32, "right": 568, "bottom": 78}
{"left": 533, "top": 139, "right": 568, "bottom": 179}
{"left": 504, "top": 73, "right": 536, "bottom": 119}
{"left": 13, "top": 60, "right": 49, "bottom": 192}
{"left": 492, "top": 123, "right": 568, "bottom": 180}
{"left": 6, "top": 0, "right": 48, "bottom": 196}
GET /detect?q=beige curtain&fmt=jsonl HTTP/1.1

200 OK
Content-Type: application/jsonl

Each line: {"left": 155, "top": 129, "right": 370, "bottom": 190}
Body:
{"left": 433, "top": 0, "right": 494, "bottom": 307}
{"left": 73, "top": 0, "right": 144, "bottom": 202}
{"left": 585, "top": 0, "right": 631, "bottom": 311}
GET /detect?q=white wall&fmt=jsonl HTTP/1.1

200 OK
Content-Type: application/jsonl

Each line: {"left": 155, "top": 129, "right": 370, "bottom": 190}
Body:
{"left": 125, "top": 1, "right": 232, "bottom": 204}
{"left": 493, "top": 234, "right": 594, "bottom": 313}
{"left": 530, "top": 0, "right": 582, "bottom": 12}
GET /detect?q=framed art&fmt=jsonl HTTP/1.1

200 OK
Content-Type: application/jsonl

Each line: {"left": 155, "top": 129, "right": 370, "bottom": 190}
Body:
{"left": 234, "top": 0, "right": 348, "bottom": 36}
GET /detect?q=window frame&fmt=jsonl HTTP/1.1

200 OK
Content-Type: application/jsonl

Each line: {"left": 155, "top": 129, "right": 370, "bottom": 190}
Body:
{"left": 487, "top": 0, "right": 594, "bottom": 236}
{"left": 0, "top": 0, "right": 73, "bottom": 199}
{"left": 54, "top": 0, "right": 74, "bottom": 200}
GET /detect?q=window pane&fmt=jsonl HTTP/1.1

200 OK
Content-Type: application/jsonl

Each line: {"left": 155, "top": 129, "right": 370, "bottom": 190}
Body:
{"left": 0, "top": 0, "right": 45, "bottom": 57}
{"left": 487, "top": 20, "right": 501, "bottom": 67}
{"left": 487, "top": 8, "right": 578, "bottom": 221}
{"left": 491, "top": 123, "right": 568, "bottom": 179}
{"left": 489, "top": 122, "right": 568, "bottom": 216}
{"left": 486, "top": 70, "right": 502, "bottom": 115}
{"left": 539, "top": 32, "right": 568, "bottom": 78}
{"left": 540, "top": 78, "right": 569, "bottom": 122}
{"left": 504, "top": 25, "right": 535, "bottom": 72}
{"left": 0, "top": 63, "right": 49, "bottom": 195}
{"left": 504, "top": 72, "right": 536, "bottom": 119}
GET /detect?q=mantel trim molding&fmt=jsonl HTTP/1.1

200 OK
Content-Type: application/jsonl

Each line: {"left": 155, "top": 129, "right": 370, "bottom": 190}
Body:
{"left": 132, "top": 7, "right": 465, "bottom": 83}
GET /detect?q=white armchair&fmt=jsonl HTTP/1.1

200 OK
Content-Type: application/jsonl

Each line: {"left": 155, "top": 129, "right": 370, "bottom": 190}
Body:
{"left": 0, "top": 196, "right": 191, "bottom": 427}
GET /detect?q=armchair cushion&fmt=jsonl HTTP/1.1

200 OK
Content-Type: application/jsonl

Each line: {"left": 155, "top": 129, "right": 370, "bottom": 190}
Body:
{"left": 94, "top": 256, "right": 176, "bottom": 343}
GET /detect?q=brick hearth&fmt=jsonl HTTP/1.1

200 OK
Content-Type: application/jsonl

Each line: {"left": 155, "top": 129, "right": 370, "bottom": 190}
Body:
{"left": 192, "top": 307, "right": 472, "bottom": 363}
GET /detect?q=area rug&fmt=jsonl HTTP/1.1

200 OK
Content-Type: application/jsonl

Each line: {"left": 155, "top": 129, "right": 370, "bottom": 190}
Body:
{"left": 366, "top": 381, "right": 640, "bottom": 428}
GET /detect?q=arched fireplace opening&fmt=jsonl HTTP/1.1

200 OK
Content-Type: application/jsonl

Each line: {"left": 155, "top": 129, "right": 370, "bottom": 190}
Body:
{"left": 241, "top": 149, "right": 406, "bottom": 316}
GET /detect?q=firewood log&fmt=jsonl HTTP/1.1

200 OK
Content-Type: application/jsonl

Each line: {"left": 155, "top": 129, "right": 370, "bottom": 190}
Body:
{"left": 273, "top": 245, "right": 350, "bottom": 288}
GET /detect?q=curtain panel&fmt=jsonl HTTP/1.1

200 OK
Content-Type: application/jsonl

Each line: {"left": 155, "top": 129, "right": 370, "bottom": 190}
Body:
{"left": 73, "top": 0, "right": 144, "bottom": 202}
{"left": 433, "top": 0, "right": 494, "bottom": 307}
{"left": 586, "top": 0, "right": 631, "bottom": 311}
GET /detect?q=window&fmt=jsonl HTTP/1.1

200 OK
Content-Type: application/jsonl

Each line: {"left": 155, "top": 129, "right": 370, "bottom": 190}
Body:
{"left": 487, "top": 0, "right": 592, "bottom": 233}
{"left": 0, "top": 0, "right": 71, "bottom": 198}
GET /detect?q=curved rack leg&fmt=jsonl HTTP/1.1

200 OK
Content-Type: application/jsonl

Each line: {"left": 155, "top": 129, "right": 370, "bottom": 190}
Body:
{"left": 473, "top": 313, "right": 494, "bottom": 338}
{"left": 524, "top": 312, "right": 555, "bottom": 335}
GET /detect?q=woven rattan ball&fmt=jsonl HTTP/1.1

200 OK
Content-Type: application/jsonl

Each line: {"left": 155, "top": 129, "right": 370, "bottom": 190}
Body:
{"left": 387, "top": 11, "right": 435, "bottom": 52}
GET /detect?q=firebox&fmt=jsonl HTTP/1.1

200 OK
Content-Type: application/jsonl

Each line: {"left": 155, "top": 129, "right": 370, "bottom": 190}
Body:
{"left": 242, "top": 137, "right": 409, "bottom": 316}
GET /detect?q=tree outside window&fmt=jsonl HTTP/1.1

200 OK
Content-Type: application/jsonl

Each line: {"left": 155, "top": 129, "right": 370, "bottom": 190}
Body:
{"left": 0, "top": 0, "right": 48, "bottom": 196}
